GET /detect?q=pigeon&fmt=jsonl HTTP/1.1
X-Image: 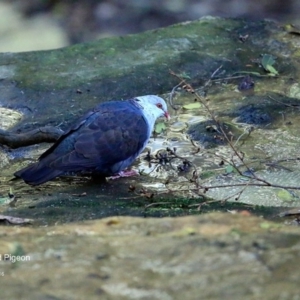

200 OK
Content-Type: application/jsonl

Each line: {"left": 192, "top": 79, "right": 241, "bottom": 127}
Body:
{"left": 14, "top": 95, "right": 169, "bottom": 185}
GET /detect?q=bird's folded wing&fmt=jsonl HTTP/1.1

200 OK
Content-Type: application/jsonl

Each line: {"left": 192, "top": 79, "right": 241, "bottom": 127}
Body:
{"left": 46, "top": 107, "right": 149, "bottom": 171}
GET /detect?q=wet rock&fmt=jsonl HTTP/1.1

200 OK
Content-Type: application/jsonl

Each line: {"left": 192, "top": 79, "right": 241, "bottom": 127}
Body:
{"left": 235, "top": 104, "right": 272, "bottom": 125}
{"left": 0, "top": 107, "right": 22, "bottom": 130}
{"left": 0, "top": 17, "right": 294, "bottom": 133}
{"left": 1, "top": 16, "right": 300, "bottom": 298}
{"left": 225, "top": 95, "right": 300, "bottom": 128}
{"left": 187, "top": 120, "right": 243, "bottom": 148}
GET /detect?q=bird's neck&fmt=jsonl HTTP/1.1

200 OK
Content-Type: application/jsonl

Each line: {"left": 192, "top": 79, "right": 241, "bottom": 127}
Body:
{"left": 139, "top": 102, "right": 157, "bottom": 132}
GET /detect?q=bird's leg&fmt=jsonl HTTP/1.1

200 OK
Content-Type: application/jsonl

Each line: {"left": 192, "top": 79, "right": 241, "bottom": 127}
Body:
{"left": 108, "top": 169, "right": 139, "bottom": 180}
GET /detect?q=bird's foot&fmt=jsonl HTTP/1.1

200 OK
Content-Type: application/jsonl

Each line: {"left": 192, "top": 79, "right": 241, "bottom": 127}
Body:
{"left": 109, "top": 169, "right": 139, "bottom": 180}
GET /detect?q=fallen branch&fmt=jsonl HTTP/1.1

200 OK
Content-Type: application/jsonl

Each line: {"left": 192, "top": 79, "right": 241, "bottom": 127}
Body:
{"left": 0, "top": 126, "right": 63, "bottom": 149}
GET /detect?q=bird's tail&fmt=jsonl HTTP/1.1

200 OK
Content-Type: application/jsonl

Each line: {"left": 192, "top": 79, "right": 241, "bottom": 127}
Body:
{"left": 14, "top": 162, "right": 64, "bottom": 186}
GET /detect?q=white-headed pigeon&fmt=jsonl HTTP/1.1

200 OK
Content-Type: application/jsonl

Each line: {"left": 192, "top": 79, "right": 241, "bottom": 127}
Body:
{"left": 14, "top": 95, "right": 169, "bottom": 185}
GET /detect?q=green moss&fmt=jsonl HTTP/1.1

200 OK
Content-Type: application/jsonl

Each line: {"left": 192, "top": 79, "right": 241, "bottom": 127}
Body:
{"left": 8, "top": 17, "right": 277, "bottom": 91}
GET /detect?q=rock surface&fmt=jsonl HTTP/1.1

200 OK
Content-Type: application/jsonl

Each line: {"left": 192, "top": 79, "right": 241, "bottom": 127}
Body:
{"left": 1, "top": 213, "right": 300, "bottom": 299}
{"left": 0, "top": 17, "right": 291, "bottom": 131}
{"left": 1, "top": 17, "right": 300, "bottom": 298}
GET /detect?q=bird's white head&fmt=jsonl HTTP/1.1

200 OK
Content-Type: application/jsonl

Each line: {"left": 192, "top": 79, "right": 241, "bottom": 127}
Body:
{"left": 135, "top": 95, "right": 170, "bottom": 125}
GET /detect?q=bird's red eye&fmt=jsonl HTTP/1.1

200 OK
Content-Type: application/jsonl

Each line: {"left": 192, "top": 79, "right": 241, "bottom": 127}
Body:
{"left": 156, "top": 103, "right": 163, "bottom": 109}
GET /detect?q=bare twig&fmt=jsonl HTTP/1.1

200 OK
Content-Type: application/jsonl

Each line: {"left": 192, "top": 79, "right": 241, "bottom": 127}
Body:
{"left": 164, "top": 68, "right": 300, "bottom": 206}
{"left": 169, "top": 81, "right": 184, "bottom": 110}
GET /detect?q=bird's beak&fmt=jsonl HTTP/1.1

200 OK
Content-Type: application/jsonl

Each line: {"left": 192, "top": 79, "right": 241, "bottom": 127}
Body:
{"left": 164, "top": 111, "right": 170, "bottom": 121}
